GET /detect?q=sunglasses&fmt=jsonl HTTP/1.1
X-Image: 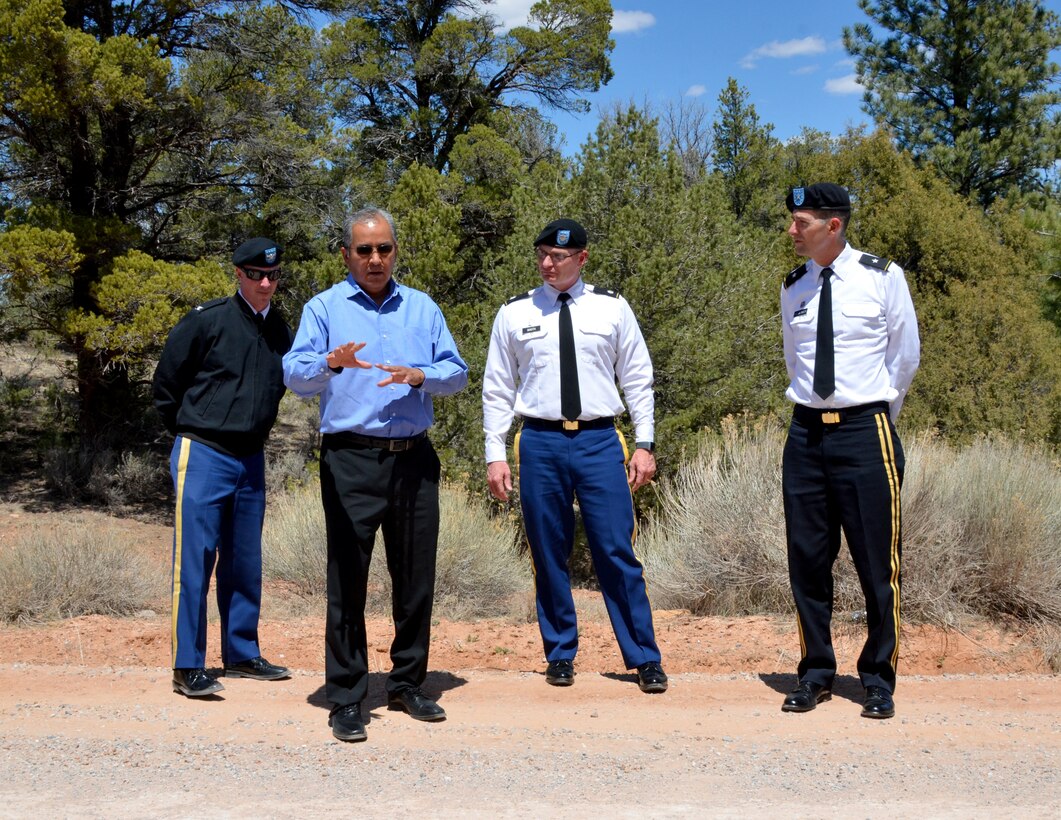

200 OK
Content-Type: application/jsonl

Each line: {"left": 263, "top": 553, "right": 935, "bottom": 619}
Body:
{"left": 351, "top": 243, "right": 395, "bottom": 258}
{"left": 239, "top": 266, "right": 282, "bottom": 281}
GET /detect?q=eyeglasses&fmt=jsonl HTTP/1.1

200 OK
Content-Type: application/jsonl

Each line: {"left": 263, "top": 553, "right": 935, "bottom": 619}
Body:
{"left": 536, "top": 249, "right": 580, "bottom": 265}
{"left": 351, "top": 243, "right": 395, "bottom": 258}
{"left": 239, "top": 266, "right": 282, "bottom": 281}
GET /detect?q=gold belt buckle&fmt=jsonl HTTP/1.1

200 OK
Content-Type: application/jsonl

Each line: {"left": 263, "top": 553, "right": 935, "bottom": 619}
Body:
{"left": 821, "top": 411, "right": 841, "bottom": 424}
{"left": 562, "top": 420, "right": 579, "bottom": 431}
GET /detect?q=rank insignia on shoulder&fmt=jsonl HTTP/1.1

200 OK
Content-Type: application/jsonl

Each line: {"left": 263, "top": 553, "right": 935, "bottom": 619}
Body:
{"left": 588, "top": 284, "right": 620, "bottom": 298}
{"left": 784, "top": 263, "right": 808, "bottom": 289}
{"left": 859, "top": 253, "right": 891, "bottom": 271}
{"left": 194, "top": 297, "right": 227, "bottom": 312}
{"left": 506, "top": 290, "right": 533, "bottom": 305}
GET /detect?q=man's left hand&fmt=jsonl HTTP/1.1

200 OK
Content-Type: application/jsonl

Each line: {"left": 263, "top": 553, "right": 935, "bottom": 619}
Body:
{"left": 376, "top": 364, "right": 425, "bottom": 387}
{"left": 627, "top": 447, "right": 656, "bottom": 492}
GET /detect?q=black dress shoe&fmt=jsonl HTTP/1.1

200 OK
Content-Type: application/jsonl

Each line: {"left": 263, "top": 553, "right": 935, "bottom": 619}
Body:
{"left": 782, "top": 680, "right": 831, "bottom": 712}
{"left": 545, "top": 659, "right": 575, "bottom": 686}
{"left": 224, "top": 656, "right": 290, "bottom": 680}
{"left": 861, "top": 685, "right": 896, "bottom": 719}
{"left": 329, "top": 703, "right": 367, "bottom": 741}
{"left": 387, "top": 687, "right": 446, "bottom": 721}
{"left": 636, "top": 661, "right": 669, "bottom": 693}
{"left": 172, "top": 668, "right": 224, "bottom": 697}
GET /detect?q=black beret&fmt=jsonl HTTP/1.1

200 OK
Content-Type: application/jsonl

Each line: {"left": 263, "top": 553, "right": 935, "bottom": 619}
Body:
{"left": 233, "top": 237, "right": 282, "bottom": 267}
{"left": 786, "top": 183, "right": 851, "bottom": 212}
{"left": 533, "top": 218, "right": 588, "bottom": 249}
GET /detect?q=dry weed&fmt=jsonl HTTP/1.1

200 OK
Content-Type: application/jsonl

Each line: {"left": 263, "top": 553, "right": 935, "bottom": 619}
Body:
{"left": 0, "top": 526, "right": 162, "bottom": 623}
{"left": 262, "top": 480, "right": 530, "bottom": 620}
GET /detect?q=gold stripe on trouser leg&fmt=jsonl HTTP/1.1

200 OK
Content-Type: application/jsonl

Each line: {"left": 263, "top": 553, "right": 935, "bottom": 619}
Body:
{"left": 874, "top": 414, "right": 902, "bottom": 673}
{"left": 615, "top": 427, "right": 652, "bottom": 607}
{"left": 795, "top": 611, "right": 808, "bottom": 661}
{"left": 171, "top": 437, "right": 192, "bottom": 667}
{"left": 513, "top": 429, "right": 536, "bottom": 584}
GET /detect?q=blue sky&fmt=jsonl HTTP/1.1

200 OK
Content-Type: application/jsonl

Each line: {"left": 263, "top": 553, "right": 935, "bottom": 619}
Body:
{"left": 477, "top": 0, "right": 1061, "bottom": 154}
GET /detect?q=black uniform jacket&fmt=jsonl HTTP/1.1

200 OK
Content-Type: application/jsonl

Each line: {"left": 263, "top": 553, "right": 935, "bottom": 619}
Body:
{"left": 153, "top": 294, "right": 294, "bottom": 457}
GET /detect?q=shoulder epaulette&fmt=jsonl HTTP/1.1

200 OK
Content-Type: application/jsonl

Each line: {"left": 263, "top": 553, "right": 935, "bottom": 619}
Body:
{"left": 784, "top": 263, "right": 808, "bottom": 289}
{"left": 194, "top": 296, "right": 228, "bottom": 312}
{"left": 505, "top": 290, "right": 533, "bottom": 305}
{"left": 587, "top": 284, "right": 620, "bottom": 298}
{"left": 859, "top": 253, "right": 891, "bottom": 271}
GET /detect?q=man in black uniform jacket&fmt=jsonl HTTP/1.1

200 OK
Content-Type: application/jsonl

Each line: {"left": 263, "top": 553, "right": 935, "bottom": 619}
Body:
{"left": 153, "top": 237, "right": 294, "bottom": 697}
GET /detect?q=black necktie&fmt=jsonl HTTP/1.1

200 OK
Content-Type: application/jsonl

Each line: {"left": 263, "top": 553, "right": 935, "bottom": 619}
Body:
{"left": 558, "top": 293, "right": 582, "bottom": 421}
{"left": 254, "top": 312, "right": 265, "bottom": 331}
{"left": 813, "top": 267, "right": 835, "bottom": 400}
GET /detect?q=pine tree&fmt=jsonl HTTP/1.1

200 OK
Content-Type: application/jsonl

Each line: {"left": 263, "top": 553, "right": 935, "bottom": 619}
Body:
{"left": 845, "top": 0, "right": 1061, "bottom": 205}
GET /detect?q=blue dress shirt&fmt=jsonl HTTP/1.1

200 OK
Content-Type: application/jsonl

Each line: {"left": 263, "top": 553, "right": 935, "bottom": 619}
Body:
{"left": 283, "top": 274, "right": 468, "bottom": 437}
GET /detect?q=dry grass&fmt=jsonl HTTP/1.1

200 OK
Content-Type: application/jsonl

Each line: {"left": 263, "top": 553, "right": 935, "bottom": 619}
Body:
{"left": 640, "top": 417, "right": 790, "bottom": 615}
{"left": 0, "top": 526, "right": 162, "bottom": 624}
{"left": 640, "top": 420, "right": 1061, "bottom": 638}
{"left": 262, "top": 480, "right": 531, "bottom": 620}
{"left": 901, "top": 434, "right": 1061, "bottom": 625}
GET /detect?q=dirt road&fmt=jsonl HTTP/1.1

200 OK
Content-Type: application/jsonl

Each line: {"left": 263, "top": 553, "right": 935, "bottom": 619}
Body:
{"left": 2, "top": 650, "right": 1059, "bottom": 816}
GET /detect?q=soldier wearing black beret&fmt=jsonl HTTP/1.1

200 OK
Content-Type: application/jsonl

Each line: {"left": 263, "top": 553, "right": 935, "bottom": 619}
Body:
{"left": 779, "top": 184, "right": 921, "bottom": 719}
{"left": 153, "top": 237, "right": 293, "bottom": 697}
{"left": 483, "top": 217, "right": 668, "bottom": 696}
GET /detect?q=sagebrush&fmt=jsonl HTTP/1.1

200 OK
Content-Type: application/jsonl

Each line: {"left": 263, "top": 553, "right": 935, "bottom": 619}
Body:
{"left": 263, "top": 481, "right": 531, "bottom": 620}
{"left": 0, "top": 525, "right": 162, "bottom": 623}
{"left": 640, "top": 421, "right": 1061, "bottom": 635}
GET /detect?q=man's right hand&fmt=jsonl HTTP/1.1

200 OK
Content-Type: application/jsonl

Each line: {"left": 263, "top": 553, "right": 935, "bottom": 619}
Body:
{"left": 326, "top": 341, "right": 371, "bottom": 370}
{"left": 487, "top": 460, "right": 513, "bottom": 502}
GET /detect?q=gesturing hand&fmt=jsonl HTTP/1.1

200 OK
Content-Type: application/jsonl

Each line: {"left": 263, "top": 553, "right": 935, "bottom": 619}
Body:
{"left": 326, "top": 341, "right": 372, "bottom": 370}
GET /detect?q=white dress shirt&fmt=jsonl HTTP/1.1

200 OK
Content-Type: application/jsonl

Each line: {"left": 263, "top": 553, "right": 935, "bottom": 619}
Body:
{"left": 781, "top": 243, "right": 920, "bottom": 421}
{"left": 482, "top": 278, "right": 655, "bottom": 463}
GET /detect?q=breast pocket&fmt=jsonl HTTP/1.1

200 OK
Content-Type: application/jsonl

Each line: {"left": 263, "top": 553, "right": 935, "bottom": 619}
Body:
{"left": 578, "top": 321, "right": 616, "bottom": 362}
{"left": 841, "top": 302, "right": 885, "bottom": 338}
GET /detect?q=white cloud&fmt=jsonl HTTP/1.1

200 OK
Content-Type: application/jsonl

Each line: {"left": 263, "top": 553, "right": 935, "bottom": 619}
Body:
{"left": 792, "top": 65, "right": 819, "bottom": 76}
{"left": 824, "top": 74, "right": 863, "bottom": 95}
{"left": 685, "top": 84, "right": 707, "bottom": 97}
{"left": 612, "top": 10, "right": 656, "bottom": 34}
{"left": 476, "top": 0, "right": 536, "bottom": 30}
{"left": 466, "top": 2, "right": 655, "bottom": 34}
{"left": 741, "top": 36, "right": 828, "bottom": 69}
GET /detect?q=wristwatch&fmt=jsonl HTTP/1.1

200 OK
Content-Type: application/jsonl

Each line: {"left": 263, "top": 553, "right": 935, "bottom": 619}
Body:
{"left": 635, "top": 441, "right": 654, "bottom": 452}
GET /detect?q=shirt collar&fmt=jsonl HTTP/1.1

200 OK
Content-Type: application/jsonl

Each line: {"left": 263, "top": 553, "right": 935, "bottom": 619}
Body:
{"left": 236, "top": 290, "right": 269, "bottom": 318}
{"left": 809, "top": 243, "right": 853, "bottom": 282}
{"left": 345, "top": 272, "right": 399, "bottom": 306}
{"left": 542, "top": 277, "right": 586, "bottom": 305}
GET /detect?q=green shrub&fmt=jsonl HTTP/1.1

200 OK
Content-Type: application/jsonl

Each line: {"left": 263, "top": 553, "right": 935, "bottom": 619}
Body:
{"left": 263, "top": 480, "right": 531, "bottom": 620}
{"left": 0, "top": 526, "right": 162, "bottom": 624}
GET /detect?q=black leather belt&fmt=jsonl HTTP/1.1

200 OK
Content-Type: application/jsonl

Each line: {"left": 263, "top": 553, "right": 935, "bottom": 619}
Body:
{"left": 324, "top": 430, "right": 426, "bottom": 451}
{"left": 793, "top": 402, "right": 889, "bottom": 425}
{"left": 522, "top": 416, "right": 616, "bottom": 432}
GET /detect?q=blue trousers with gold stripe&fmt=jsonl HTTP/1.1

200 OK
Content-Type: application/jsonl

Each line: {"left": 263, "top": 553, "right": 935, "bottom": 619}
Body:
{"left": 169, "top": 436, "right": 266, "bottom": 669}
{"left": 517, "top": 424, "right": 660, "bottom": 669}
{"left": 782, "top": 405, "right": 904, "bottom": 693}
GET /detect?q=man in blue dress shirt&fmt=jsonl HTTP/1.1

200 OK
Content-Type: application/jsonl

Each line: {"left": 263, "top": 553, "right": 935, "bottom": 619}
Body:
{"left": 283, "top": 208, "right": 468, "bottom": 742}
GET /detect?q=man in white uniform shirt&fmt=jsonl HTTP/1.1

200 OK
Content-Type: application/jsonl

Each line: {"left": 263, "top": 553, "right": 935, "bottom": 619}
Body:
{"left": 482, "top": 218, "right": 667, "bottom": 694}
{"left": 779, "top": 183, "right": 920, "bottom": 720}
